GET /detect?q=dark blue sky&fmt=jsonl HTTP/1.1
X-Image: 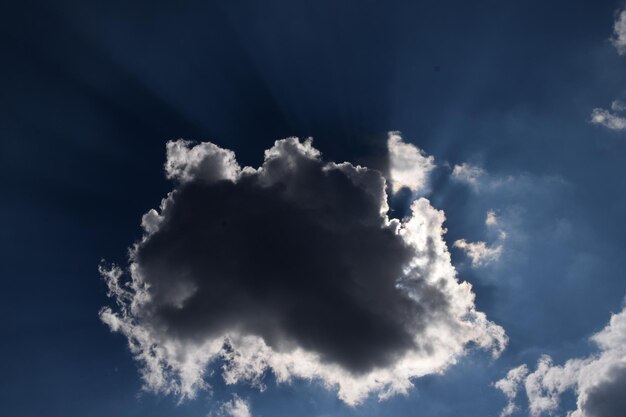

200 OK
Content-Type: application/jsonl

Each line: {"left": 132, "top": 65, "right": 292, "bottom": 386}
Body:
{"left": 2, "top": 1, "right": 626, "bottom": 416}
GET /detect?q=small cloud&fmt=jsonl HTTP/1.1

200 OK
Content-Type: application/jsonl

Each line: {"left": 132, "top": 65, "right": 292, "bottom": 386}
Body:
{"left": 592, "top": 4, "right": 626, "bottom": 132}
{"left": 453, "top": 239, "right": 502, "bottom": 267}
{"left": 611, "top": 8, "right": 626, "bottom": 55}
{"left": 494, "top": 364, "right": 529, "bottom": 417}
{"left": 486, "top": 210, "right": 498, "bottom": 227}
{"left": 451, "top": 163, "right": 485, "bottom": 189}
{"left": 487, "top": 210, "right": 508, "bottom": 240}
{"left": 611, "top": 100, "right": 626, "bottom": 112}
{"left": 450, "top": 163, "right": 523, "bottom": 193}
{"left": 454, "top": 209, "right": 507, "bottom": 268}
{"left": 590, "top": 105, "right": 626, "bottom": 131}
{"left": 387, "top": 132, "right": 435, "bottom": 194}
{"left": 217, "top": 395, "right": 251, "bottom": 417}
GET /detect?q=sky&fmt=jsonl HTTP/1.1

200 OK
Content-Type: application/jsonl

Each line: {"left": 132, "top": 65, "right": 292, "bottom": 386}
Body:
{"left": 2, "top": 1, "right": 626, "bottom": 417}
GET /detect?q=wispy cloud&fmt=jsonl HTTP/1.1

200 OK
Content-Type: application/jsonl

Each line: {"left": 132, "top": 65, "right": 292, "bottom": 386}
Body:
{"left": 611, "top": 8, "right": 626, "bottom": 55}
{"left": 589, "top": 6, "right": 626, "bottom": 131}
{"left": 451, "top": 163, "right": 486, "bottom": 189}
{"left": 453, "top": 239, "right": 503, "bottom": 268}
{"left": 217, "top": 396, "right": 252, "bottom": 417}
{"left": 485, "top": 210, "right": 498, "bottom": 227}
{"left": 590, "top": 101, "right": 626, "bottom": 131}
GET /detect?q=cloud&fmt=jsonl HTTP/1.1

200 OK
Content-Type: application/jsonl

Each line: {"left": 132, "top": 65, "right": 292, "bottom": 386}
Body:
{"left": 486, "top": 210, "right": 498, "bottom": 227}
{"left": 611, "top": 8, "right": 626, "bottom": 55}
{"left": 612, "top": 100, "right": 626, "bottom": 112}
{"left": 453, "top": 239, "right": 503, "bottom": 268}
{"left": 451, "top": 163, "right": 485, "bottom": 189}
{"left": 450, "top": 163, "right": 518, "bottom": 193}
{"left": 590, "top": 108, "right": 626, "bottom": 130}
{"left": 100, "top": 136, "right": 506, "bottom": 406}
{"left": 495, "top": 298, "right": 626, "bottom": 417}
{"left": 386, "top": 132, "right": 435, "bottom": 194}
{"left": 217, "top": 395, "right": 251, "bottom": 417}
{"left": 453, "top": 209, "right": 508, "bottom": 269}
{"left": 591, "top": 6, "right": 626, "bottom": 131}
{"left": 494, "top": 364, "right": 529, "bottom": 417}
{"left": 590, "top": 101, "right": 626, "bottom": 131}
{"left": 165, "top": 140, "right": 241, "bottom": 183}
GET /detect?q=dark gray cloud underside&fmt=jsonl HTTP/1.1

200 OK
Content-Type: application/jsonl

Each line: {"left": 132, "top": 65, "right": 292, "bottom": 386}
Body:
{"left": 135, "top": 157, "right": 445, "bottom": 372}
{"left": 584, "top": 366, "right": 626, "bottom": 417}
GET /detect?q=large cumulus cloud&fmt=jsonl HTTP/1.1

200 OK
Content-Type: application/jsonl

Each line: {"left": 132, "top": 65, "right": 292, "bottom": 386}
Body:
{"left": 100, "top": 134, "right": 506, "bottom": 405}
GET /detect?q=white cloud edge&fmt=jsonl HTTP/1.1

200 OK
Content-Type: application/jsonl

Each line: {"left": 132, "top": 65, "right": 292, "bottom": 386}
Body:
{"left": 387, "top": 132, "right": 435, "bottom": 194}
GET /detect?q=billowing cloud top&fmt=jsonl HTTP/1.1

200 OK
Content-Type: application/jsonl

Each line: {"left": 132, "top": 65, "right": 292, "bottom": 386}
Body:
{"left": 100, "top": 135, "right": 506, "bottom": 406}
{"left": 496, "top": 298, "right": 626, "bottom": 417}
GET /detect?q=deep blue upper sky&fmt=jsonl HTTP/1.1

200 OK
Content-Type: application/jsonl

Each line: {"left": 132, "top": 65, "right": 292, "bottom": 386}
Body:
{"left": 2, "top": 1, "right": 626, "bottom": 416}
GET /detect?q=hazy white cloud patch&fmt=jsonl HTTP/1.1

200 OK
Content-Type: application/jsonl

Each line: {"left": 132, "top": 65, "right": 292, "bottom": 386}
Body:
{"left": 451, "top": 163, "right": 486, "bottom": 189}
{"left": 450, "top": 163, "right": 518, "bottom": 192}
{"left": 453, "top": 209, "right": 508, "bottom": 268}
{"left": 449, "top": 167, "right": 568, "bottom": 271}
{"left": 100, "top": 136, "right": 506, "bottom": 407}
{"left": 387, "top": 132, "right": 435, "bottom": 194}
{"left": 453, "top": 239, "right": 503, "bottom": 268}
{"left": 611, "top": 8, "right": 626, "bottom": 55}
{"left": 589, "top": 9, "right": 626, "bottom": 131}
{"left": 591, "top": 101, "right": 626, "bottom": 131}
{"left": 495, "top": 298, "right": 626, "bottom": 417}
{"left": 486, "top": 210, "right": 499, "bottom": 227}
{"left": 215, "top": 395, "right": 252, "bottom": 417}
